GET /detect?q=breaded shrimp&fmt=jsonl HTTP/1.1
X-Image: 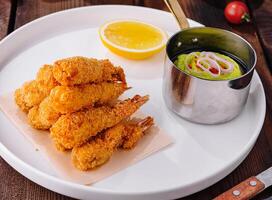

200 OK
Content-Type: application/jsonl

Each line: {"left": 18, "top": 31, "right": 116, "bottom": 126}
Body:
{"left": 50, "top": 95, "right": 149, "bottom": 151}
{"left": 15, "top": 80, "right": 41, "bottom": 112}
{"left": 121, "top": 116, "right": 154, "bottom": 149}
{"left": 50, "top": 81, "right": 127, "bottom": 114}
{"left": 72, "top": 117, "right": 154, "bottom": 170}
{"left": 28, "top": 97, "right": 60, "bottom": 130}
{"left": 52, "top": 57, "right": 126, "bottom": 86}
{"left": 27, "top": 81, "right": 127, "bottom": 129}
{"left": 14, "top": 65, "right": 58, "bottom": 112}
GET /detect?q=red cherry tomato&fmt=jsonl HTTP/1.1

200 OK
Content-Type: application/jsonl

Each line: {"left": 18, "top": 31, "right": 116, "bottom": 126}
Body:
{"left": 224, "top": 1, "right": 250, "bottom": 24}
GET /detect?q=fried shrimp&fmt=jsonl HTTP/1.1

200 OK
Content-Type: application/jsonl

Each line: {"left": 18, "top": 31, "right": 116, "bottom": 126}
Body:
{"left": 50, "top": 95, "right": 149, "bottom": 151}
{"left": 27, "top": 81, "right": 127, "bottom": 129}
{"left": 14, "top": 65, "right": 58, "bottom": 112}
{"left": 72, "top": 117, "right": 154, "bottom": 170}
{"left": 121, "top": 116, "right": 154, "bottom": 149}
{"left": 50, "top": 81, "right": 128, "bottom": 114}
{"left": 15, "top": 80, "right": 40, "bottom": 113}
{"left": 13, "top": 56, "right": 156, "bottom": 171}
{"left": 52, "top": 57, "right": 126, "bottom": 86}
{"left": 28, "top": 97, "right": 60, "bottom": 130}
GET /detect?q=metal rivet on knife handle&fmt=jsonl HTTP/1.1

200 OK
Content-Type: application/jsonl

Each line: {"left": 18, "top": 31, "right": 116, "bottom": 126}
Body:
{"left": 250, "top": 180, "right": 257, "bottom": 186}
{"left": 232, "top": 190, "right": 240, "bottom": 196}
{"left": 213, "top": 176, "right": 265, "bottom": 200}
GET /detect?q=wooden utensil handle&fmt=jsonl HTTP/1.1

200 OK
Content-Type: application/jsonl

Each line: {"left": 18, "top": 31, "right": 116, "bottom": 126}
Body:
{"left": 164, "top": 0, "right": 190, "bottom": 29}
{"left": 213, "top": 176, "right": 265, "bottom": 200}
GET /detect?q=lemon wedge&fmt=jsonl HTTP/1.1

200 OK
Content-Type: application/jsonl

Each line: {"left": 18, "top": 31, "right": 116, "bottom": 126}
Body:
{"left": 99, "top": 20, "right": 168, "bottom": 60}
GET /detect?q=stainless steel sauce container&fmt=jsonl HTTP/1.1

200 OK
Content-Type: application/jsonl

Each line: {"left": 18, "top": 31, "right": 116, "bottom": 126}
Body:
{"left": 163, "top": 27, "right": 257, "bottom": 124}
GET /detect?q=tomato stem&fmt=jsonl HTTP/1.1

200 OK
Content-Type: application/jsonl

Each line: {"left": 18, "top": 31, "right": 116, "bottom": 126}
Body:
{"left": 242, "top": 13, "right": 251, "bottom": 23}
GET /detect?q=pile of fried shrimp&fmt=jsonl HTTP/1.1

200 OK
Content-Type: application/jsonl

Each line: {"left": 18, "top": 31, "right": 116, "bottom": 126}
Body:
{"left": 14, "top": 56, "right": 154, "bottom": 171}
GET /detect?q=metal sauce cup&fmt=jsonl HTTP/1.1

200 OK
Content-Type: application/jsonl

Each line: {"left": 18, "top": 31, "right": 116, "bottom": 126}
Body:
{"left": 163, "top": 27, "right": 256, "bottom": 124}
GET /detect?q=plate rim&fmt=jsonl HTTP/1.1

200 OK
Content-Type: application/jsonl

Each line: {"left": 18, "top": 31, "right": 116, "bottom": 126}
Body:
{"left": 0, "top": 5, "right": 267, "bottom": 199}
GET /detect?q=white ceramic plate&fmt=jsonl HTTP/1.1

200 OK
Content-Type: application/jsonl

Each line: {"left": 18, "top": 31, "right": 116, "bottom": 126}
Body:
{"left": 0, "top": 5, "right": 266, "bottom": 200}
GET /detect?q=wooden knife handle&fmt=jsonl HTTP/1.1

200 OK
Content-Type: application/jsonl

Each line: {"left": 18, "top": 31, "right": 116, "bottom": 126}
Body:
{"left": 213, "top": 176, "right": 265, "bottom": 200}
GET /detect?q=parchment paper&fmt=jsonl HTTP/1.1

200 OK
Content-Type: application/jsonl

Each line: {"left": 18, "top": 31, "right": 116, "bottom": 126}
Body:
{"left": 0, "top": 93, "right": 173, "bottom": 185}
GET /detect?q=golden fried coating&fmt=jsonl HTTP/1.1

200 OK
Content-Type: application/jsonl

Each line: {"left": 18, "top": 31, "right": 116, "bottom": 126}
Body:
{"left": 50, "top": 82, "right": 127, "bottom": 114}
{"left": 72, "top": 124, "right": 124, "bottom": 170}
{"left": 28, "top": 97, "right": 60, "bottom": 130}
{"left": 27, "top": 81, "right": 127, "bottom": 130}
{"left": 14, "top": 65, "right": 58, "bottom": 112}
{"left": 72, "top": 117, "right": 154, "bottom": 171}
{"left": 36, "top": 64, "right": 58, "bottom": 85}
{"left": 50, "top": 95, "right": 149, "bottom": 151}
{"left": 52, "top": 57, "right": 126, "bottom": 86}
{"left": 15, "top": 80, "right": 40, "bottom": 112}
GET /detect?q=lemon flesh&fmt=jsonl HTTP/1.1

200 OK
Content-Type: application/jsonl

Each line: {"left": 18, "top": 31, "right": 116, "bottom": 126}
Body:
{"left": 100, "top": 20, "right": 167, "bottom": 60}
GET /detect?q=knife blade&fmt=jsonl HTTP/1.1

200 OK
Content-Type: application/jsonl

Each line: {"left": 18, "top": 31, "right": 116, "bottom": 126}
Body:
{"left": 263, "top": 197, "right": 272, "bottom": 200}
{"left": 256, "top": 167, "right": 272, "bottom": 188}
{"left": 214, "top": 167, "right": 272, "bottom": 200}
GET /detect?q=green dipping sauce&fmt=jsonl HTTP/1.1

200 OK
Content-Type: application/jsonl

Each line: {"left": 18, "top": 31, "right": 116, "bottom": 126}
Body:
{"left": 174, "top": 52, "right": 243, "bottom": 80}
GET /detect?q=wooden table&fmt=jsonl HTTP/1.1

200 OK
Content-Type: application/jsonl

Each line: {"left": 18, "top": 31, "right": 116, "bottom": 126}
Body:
{"left": 0, "top": 0, "right": 271, "bottom": 199}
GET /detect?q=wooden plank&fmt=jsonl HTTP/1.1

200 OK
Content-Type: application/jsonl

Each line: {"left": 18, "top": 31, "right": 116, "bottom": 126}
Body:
{"left": 15, "top": 0, "right": 92, "bottom": 28}
{"left": 248, "top": 0, "right": 272, "bottom": 71}
{"left": 0, "top": 0, "right": 12, "bottom": 40}
{"left": 143, "top": 0, "right": 272, "bottom": 199}
{"left": 15, "top": 0, "right": 134, "bottom": 28}
{"left": 0, "top": 0, "right": 19, "bottom": 199}
{"left": 0, "top": 157, "right": 74, "bottom": 200}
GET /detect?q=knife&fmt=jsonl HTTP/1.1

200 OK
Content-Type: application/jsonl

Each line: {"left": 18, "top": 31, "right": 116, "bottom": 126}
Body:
{"left": 214, "top": 167, "right": 272, "bottom": 200}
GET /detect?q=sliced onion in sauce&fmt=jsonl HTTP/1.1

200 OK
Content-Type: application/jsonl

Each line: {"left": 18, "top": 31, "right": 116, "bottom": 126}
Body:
{"left": 183, "top": 51, "right": 235, "bottom": 77}
{"left": 197, "top": 57, "right": 221, "bottom": 77}
{"left": 184, "top": 52, "right": 199, "bottom": 71}
{"left": 200, "top": 52, "right": 234, "bottom": 74}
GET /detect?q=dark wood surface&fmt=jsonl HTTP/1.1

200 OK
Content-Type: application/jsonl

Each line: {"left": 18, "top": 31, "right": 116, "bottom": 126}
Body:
{"left": 0, "top": 0, "right": 271, "bottom": 199}
{"left": 14, "top": 0, "right": 135, "bottom": 28}
{"left": 0, "top": 0, "right": 11, "bottom": 39}
{"left": 248, "top": 0, "right": 272, "bottom": 72}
